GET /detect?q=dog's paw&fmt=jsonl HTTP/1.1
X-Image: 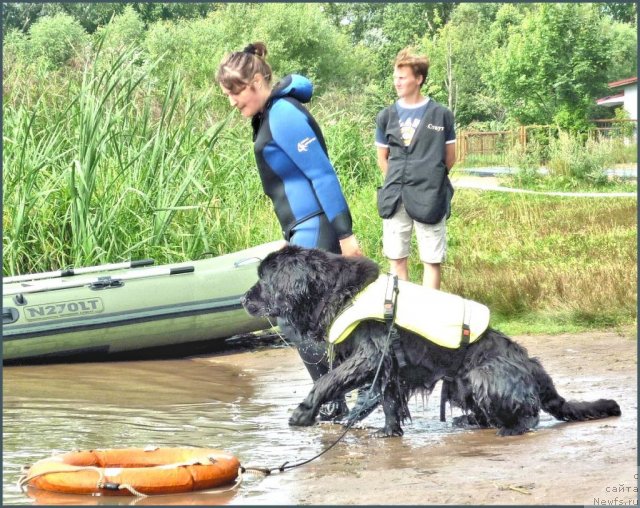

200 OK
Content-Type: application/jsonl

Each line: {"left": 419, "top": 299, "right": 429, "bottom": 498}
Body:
{"left": 496, "top": 425, "right": 530, "bottom": 437}
{"left": 289, "top": 405, "right": 317, "bottom": 427}
{"left": 452, "top": 414, "right": 480, "bottom": 428}
{"left": 372, "top": 425, "right": 404, "bottom": 438}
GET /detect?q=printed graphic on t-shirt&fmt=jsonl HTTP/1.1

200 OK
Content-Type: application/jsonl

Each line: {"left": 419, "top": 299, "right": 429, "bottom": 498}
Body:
{"left": 396, "top": 100, "right": 428, "bottom": 146}
{"left": 399, "top": 117, "right": 421, "bottom": 146}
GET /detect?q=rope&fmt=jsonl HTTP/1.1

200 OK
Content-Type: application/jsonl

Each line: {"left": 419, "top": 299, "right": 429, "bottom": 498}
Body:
{"left": 18, "top": 466, "right": 105, "bottom": 492}
{"left": 266, "top": 317, "right": 327, "bottom": 367}
{"left": 242, "top": 318, "right": 396, "bottom": 476}
{"left": 113, "top": 483, "right": 148, "bottom": 497}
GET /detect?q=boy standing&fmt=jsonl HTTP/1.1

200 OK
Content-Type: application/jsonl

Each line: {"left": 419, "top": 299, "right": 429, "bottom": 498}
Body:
{"left": 375, "top": 48, "right": 456, "bottom": 289}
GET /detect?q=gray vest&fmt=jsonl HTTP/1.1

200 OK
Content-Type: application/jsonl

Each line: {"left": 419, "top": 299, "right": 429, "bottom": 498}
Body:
{"left": 376, "top": 101, "right": 455, "bottom": 224}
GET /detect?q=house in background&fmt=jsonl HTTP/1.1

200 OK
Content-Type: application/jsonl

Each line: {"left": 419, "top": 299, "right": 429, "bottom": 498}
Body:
{"left": 596, "top": 77, "right": 637, "bottom": 119}
{"left": 595, "top": 77, "right": 637, "bottom": 141}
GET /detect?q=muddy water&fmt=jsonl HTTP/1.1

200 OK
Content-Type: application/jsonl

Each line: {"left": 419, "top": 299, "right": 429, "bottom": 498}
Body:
{"left": 3, "top": 346, "right": 306, "bottom": 505}
{"left": 3, "top": 331, "right": 637, "bottom": 505}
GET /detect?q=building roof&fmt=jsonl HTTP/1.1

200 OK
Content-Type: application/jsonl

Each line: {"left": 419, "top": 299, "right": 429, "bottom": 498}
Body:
{"left": 608, "top": 77, "right": 637, "bottom": 88}
{"left": 596, "top": 92, "right": 625, "bottom": 106}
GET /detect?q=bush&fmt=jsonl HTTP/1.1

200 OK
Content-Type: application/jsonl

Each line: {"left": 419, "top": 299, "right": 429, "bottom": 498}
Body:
{"left": 505, "top": 139, "right": 544, "bottom": 187}
{"left": 3, "top": 29, "right": 29, "bottom": 63}
{"left": 144, "top": 11, "right": 247, "bottom": 91}
{"left": 94, "top": 6, "right": 144, "bottom": 51}
{"left": 547, "top": 131, "right": 610, "bottom": 187}
{"left": 28, "top": 13, "right": 89, "bottom": 67}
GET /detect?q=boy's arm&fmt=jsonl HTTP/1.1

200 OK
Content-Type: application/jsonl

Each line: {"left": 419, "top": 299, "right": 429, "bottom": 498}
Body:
{"left": 445, "top": 143, "right": 456, "bottom": 172}
{"left": 377, "top": 146, "right": 390, "bottom": 177}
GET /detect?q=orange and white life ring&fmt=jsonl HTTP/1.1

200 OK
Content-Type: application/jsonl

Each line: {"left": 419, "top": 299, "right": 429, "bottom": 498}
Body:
{"left": 22, "top": 448, "right": 241, "bottom": 496}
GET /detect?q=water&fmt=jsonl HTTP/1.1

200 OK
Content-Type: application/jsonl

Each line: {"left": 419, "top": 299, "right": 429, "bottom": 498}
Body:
{"left": 3, "top": 345, "right": 465, "bottom": 505}
{"left": 4, "top": 342, "right": 621, "bottom": 505}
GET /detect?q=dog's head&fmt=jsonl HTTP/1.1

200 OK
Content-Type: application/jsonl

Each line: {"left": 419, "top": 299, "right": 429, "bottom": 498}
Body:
{"left": 242, "top": 245, "right": 379, "bottom": 330}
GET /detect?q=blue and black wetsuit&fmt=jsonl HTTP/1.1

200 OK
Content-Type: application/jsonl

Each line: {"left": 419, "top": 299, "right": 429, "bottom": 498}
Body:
{"left": 251, "top": 74, "right": 354, "bottom": 255}
{"left": 251, "top": 75, "right": 352, "bottom": 395}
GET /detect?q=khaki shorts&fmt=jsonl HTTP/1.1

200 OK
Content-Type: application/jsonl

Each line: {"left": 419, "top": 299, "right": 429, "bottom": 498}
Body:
{"left": 382, "top": 203, "right": 447, "bottom": 263}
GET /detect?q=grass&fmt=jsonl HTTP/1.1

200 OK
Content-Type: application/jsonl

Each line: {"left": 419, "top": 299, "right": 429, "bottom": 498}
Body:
{"left": 443, "top": 191, "right": 637, "bottom": 334}
{"left": 3, "top": 49, "right": 637, "bottom": 334}
{"left": 350, "top": 188, "right": 637, "bottom": 334}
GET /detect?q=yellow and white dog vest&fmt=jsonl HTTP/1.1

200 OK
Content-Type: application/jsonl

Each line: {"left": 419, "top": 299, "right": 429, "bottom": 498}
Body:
{"left": 328, "top": 275, "right": 490, "bottom": 348}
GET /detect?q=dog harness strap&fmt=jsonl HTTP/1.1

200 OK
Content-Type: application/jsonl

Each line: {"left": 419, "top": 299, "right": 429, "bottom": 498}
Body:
{"left": 383, "top": 274, "right": 399, "bottom": 322}
{"left": 461, "top": 301, "right": 472, "bottom": 346}
{"left": 440, "top": 301, "right": 474, "bottom": 421}
{"left": 440, "top": 379, "right": 452, "bottom": 422}
{"left": 383, "top": 274, "right": 407, "bottom": 369}
{"left": 391, "top": 328, "right": 407, "bottom": 368}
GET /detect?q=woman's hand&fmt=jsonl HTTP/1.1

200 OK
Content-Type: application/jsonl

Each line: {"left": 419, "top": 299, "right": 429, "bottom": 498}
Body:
{"left": 339, "top": 235, "right": 363, "bottom": 257}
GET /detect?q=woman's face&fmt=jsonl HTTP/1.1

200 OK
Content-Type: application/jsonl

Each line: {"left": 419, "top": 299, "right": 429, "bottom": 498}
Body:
{"left": 220, "top": 77, "right": 269, "bottom": 118}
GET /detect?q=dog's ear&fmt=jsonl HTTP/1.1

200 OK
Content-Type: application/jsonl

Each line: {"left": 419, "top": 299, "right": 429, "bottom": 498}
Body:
{"left": 258, "top": 244, "right": 302, "bottom": 278}
{"left": 258, "top": 245, "right": 320, "bottom": 316}
{"left": 333, "top": 255, "right": 380, "bottom": 296}
{"left": 279, "top": 244, "right": 303, "bottom": 256}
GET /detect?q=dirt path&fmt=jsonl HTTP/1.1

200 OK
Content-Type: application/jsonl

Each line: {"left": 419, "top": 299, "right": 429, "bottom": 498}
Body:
{"left": 450, "top": 174, "right": 637, "bottom": 198}
{"left": 205, "top": 329, "right": 637, "bottom": 505}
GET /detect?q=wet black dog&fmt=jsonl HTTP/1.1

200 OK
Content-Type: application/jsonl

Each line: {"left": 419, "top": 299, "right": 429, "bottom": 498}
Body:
{"left": 242, "top": 245, "right": 621, "bottom": 437}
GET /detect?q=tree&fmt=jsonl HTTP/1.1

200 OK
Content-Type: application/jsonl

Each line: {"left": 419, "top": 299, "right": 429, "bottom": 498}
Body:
{"left": 605, "top": 21, "right": 638, "bottom": 82}
{"left": 323, "top": 2, "right": 456, "bottom": 80}
{"left": 489, "top": 3, "right": 613, "bottom": 131}
{"left": 597, "top": 2, "right": 637, "bottom": 24}
{"left": 422, "top": 3, "right": 506, "bottom": 127}
{"left": 130, "top": 2, "right": 216, "bottom": 27}
{"left": 2, "top": 3, "right": 65, "bottom": 33}
{"left": 2, "top": 2, "right": 217, "bottom": 35}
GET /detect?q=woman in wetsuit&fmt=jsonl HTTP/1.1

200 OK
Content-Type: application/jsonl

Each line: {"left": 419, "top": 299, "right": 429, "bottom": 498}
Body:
{"left": 216, "top": 42, "right": 364, "bottom": 421}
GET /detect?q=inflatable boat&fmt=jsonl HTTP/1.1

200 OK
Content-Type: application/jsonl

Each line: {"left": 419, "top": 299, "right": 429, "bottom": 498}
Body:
{"left": 2, "top": 242, "right": 283, "bottom": 363}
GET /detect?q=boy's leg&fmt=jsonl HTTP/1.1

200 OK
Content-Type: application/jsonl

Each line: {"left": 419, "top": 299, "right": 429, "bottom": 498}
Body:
{"left": 383, "top": 203, "right": 413, "bottom": 280}
{"left": 422, "top": 262, "right": 441, "bottom": 289}
{"left": 389, "top": 257, "right": 409, "bottom": 280}
{"left": 415, "top": 216, "right": 447, "bottom": 289}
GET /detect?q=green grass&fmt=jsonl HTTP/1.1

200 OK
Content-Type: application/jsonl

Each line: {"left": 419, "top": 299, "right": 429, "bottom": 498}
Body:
{"left": 346, "top": 187, "right": 637, "bottom": 334}
{"left": 3, "top": 49, "right": 637, "bottom": 334}
{"left": 443, "top": 191, "right": 637, "bottom": 333}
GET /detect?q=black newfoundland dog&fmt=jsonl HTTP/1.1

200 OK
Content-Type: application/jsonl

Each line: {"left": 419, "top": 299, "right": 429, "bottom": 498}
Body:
{"left": 242, "top": 245, "right": 621, "bottom": 437}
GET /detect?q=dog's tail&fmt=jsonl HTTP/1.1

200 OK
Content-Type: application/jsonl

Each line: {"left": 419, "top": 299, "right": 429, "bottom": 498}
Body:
{"left": 532, "top": 358, "right": 621, "bottom": 421}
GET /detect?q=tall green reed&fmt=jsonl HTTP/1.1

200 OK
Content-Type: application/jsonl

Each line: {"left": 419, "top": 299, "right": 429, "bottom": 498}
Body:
{"left": 3, "top": 46, "right": 234, "bottom": 273}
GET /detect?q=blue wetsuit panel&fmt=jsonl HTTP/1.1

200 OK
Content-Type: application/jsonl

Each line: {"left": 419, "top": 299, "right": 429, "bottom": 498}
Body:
{"left": 266, "top": 99, "right": 351, "bottom": 225}
{"left": 252, "top": 76, "right": 353, "bottom": 254}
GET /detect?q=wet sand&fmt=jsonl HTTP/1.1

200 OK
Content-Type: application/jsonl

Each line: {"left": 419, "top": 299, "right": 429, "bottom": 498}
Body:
{"left": 205, "top": 329, "right": 637, "bottom": 505}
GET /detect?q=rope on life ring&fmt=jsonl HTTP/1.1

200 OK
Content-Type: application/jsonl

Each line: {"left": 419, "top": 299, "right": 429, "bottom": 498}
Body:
{"left": 20, "top": 447, "right": 241, "bottom": 497}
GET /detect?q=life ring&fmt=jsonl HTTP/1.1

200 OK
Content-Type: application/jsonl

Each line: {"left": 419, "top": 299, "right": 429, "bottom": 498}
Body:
{"left": 22, "top": 448, "right": 241, "bottom": 496}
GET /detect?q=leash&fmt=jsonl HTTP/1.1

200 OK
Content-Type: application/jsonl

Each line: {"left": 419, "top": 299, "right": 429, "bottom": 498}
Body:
{"left": 244, "top": 275, "right": 401, "bottom": 476}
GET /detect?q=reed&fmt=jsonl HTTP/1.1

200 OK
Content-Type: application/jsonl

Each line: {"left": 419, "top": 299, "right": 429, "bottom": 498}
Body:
{"left": 3, "top": 50, "right": 637, "bottom": 331}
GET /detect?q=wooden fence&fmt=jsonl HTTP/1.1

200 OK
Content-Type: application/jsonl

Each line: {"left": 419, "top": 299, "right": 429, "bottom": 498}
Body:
{"left": 456, "top": 119, "right": 638, "bottom": 163}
